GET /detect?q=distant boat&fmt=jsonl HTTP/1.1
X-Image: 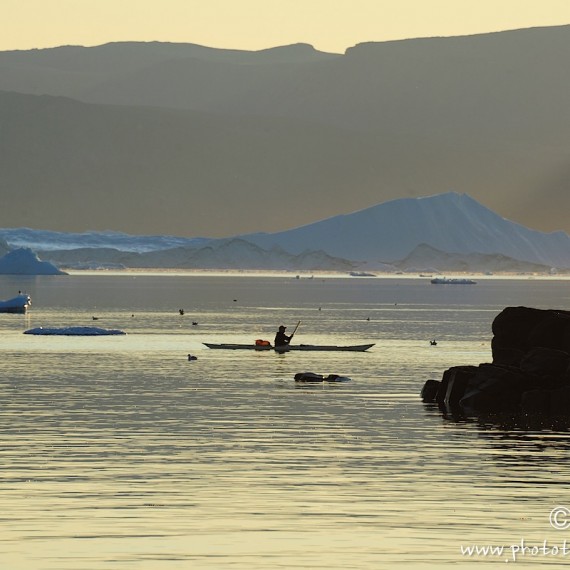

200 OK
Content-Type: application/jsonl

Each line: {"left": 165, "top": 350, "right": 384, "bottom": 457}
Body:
{"left": 0, "top": 293, "right": 31, "bottom": 314}
{"left": 430, "top": 277, "right": 477, "bottom": 285}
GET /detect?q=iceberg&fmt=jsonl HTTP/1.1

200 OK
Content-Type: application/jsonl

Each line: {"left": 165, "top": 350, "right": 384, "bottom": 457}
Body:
{"left": 0, "top": 247, "right": 67, "bottom": 275}
{"left": 24, "top": 326, "right": 126, "bottom": 336}
{"left": 0, "top": 293, "right": 32, "bottom": 314}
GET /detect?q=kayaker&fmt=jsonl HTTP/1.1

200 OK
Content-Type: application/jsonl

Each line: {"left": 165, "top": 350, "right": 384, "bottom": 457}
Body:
{"left": 274, "top": 325, "right": 292, "bottom": 347}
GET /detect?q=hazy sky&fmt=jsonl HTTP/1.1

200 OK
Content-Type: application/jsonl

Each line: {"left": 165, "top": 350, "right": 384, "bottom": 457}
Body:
{"left": 2, "top": 0, "right": 570, "bottom": 53}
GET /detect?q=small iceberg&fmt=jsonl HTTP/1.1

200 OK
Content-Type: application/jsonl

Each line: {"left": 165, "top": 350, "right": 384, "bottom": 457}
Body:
{"left": 24, "top": 326, "right": 126, "bottom": 336}
{"left": 0, "top": 293, "right": 31, "bottom": 314}
{"left": 0, "top": 248, "right": 67, "bottom": 275}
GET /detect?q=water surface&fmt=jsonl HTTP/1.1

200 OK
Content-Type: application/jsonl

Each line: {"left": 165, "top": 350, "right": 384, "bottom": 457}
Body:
{"left": 1, "top": 274, "right": 570, "bottom": 568}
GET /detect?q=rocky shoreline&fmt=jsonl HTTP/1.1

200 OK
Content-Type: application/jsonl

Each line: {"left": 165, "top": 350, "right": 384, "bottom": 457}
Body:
{"left": 422, "top": 306, "right": 570, "bottom": 418}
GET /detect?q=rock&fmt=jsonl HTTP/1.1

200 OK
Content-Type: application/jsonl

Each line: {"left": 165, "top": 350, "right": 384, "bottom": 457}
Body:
{"left": 436, "top": 366, "right": 478, "bottom": 406}
{"left": 520, "top": 389, "right": 551, "bottom": 415}
{"left": 519, "top": 347, "right": 570, "bottom": 379}
{"left": 294, "top": 372, "right": 351, "bottom": 383}
{"left": 527, "top": 311, "right": 570, "bottom": 353}
{"left": 491, "top": 335, "right": 525, "bottom": 367}
{"left": 491, "top": 307, "right": 570, "bottom": 363}
{"left": 420, "top": 379, "right": 441, "bottom": 402}
{"left": 294, "top": 372, "right": 324, "bottom": 383}
{"left": 459, "top": 364, "right": 528, "bottom": 413}
{"left": 424, "top": 306, "right": 570, "bottom": 418}
{"left": 324, "top": 374, "right": 351, "bottom": 383}
{"left": 549, "top": 386, "right": 570, "bottom": 417}
{"left": 491, "top": 306, "right": 546, "bottom": 343}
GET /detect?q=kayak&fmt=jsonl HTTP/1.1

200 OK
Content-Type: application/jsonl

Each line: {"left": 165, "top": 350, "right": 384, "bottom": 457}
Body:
{"left": 203, "top": 343, "right": 374, "bottom": 352}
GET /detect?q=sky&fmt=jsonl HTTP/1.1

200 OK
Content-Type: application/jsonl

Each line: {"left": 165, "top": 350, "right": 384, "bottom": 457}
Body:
{"left": 2, "top": 0, "right": 570, "bottom": 53}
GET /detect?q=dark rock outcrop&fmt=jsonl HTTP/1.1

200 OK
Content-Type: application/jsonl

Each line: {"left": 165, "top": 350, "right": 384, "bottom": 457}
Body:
{"left": 492, "top": 307, "right": 570, "bottom": 364}
{"left": 422, "top": 306, "right": 570, "bottom": 417}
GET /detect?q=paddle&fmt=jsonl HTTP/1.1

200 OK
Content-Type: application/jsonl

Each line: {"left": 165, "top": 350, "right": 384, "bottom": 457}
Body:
{"left": 289, "top": 320, "right": 301, "bottom": 343}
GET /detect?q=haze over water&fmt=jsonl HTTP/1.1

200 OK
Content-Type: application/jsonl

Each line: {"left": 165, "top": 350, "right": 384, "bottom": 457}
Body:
{"left": 2, "top": 273, "right": 570, "bottom": 568}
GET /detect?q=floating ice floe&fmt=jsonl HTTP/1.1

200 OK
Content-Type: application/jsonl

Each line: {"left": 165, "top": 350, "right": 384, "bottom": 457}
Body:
{"left": 24, "top": 326, "right": 126, "bottom": 336}
{"left": 0, "top": 293, "right": 31, "bottom": 314}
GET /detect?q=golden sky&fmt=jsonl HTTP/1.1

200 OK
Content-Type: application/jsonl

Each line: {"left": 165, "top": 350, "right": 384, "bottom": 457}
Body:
{"left": 2, "top": 0, "right": 570, "bottom": 53}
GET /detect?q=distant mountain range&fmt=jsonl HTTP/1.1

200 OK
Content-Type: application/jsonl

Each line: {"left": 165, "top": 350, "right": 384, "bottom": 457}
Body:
{"left": 0, "top": 193, "right": 567, "bottom": 273}
{"left": 0, "top": 228, "right": 208, "bottom": 253}
{"left": 38, "top": 239, "right": 355, "bottom": 272}
{"left": 1, "top": 26, "right": 570, "bottom": 237}
{"left": 240, "top": 192, "right": 570, "bottom": 267}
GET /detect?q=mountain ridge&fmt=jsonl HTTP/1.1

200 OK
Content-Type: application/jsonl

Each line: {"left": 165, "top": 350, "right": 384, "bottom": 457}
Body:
{"left": 37, "top": 238, "right": 356, "bottom": 272}
{"left": 1, "top": 26, "right": 570, "bottom": 236}
{"left": 2, "top": 193, "right": 569, "bottom": 272}
{"left": 240, "top": 192, "right": 570, "bottom": 267}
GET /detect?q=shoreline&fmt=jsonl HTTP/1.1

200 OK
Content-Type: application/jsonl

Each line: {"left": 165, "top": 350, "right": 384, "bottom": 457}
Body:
{"left": 57, "top": 268, "right": 570, "bottom": 281}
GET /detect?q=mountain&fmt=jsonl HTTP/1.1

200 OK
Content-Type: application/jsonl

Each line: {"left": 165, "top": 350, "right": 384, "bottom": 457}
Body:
{"left": 3, "top": 192, "right": 570, "bottom": 272}
{"left": 0, "top": 27, "right": 570, "bottom": 237}
{"left": 0, "top": 90, "right": 385, "bottom": 236}
{"left": 38, "top": 238, "right": 356, "bottom": 272}
{"left": 1, "top": 30, "right": 566, "bottom": 132}
{"left": 0, "top": 42, "right": 338, "bottom": 101}
{"left": 0, "top": 41, "right": 339, "bottom": 111}
{"left": 241, "top": 192, "right": 570, "bottom": 268}
{"left": 392, "top": 243, "right": 552, "bottom": 274}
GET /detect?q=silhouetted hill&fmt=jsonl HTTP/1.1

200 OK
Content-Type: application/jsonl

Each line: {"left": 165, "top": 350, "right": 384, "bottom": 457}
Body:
{"left": 393, "top": 243, "right": 551, "bottom": 274}
{"left": 0, "top": 91, "right": 386, "bottom": 235}
{"left": 0, "top": 41, "right": 338, "bottom": 101}
{"left": 39, "top": 238, "right": 355, "bottom": 271}
{"left": 1, "top": 26, "right": 569, "bottom": 235}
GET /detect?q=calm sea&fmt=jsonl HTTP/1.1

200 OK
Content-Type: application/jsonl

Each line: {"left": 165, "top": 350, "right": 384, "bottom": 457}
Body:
{"left": 2, "top": 273, "right": 570, "bottom": 569}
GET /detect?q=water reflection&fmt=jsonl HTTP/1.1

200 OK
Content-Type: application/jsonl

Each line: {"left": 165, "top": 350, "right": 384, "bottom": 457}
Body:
{"left": 429, "top": 400, "right": 570, "bottom": 432}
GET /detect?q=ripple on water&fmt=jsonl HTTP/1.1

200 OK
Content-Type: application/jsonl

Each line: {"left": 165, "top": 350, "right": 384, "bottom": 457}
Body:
{"left": 2, "top": 275, "right": 570, "bottom": 568}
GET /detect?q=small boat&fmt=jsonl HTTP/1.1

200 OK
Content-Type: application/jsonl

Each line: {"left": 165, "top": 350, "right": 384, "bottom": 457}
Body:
{"left": 203, "top": 343, "right": 374, "bottom": 352}
{"left": 430, "top": 277, "right": 476, "bottom": 285}
{"left": 0, "top": 293, "right": 31, "bottom": 314}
